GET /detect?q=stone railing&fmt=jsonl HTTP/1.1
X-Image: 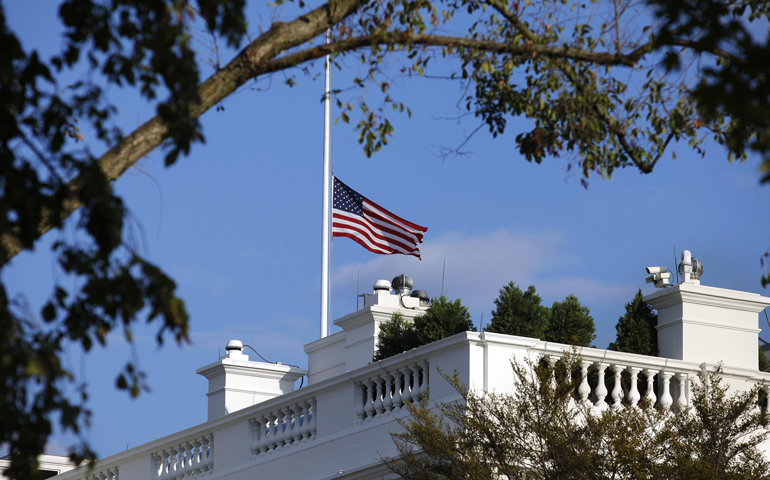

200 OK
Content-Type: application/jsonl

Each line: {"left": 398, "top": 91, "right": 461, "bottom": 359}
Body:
{"left": 248, "top": 397, "right": 317, "bottom": 458}
{"left": 152, "top": 434, "right": 214, "bottom": 480}
{"left": 353, "top": 360, "right": 429, "bottom": 423}
{"left": 79, "top": 466, "right": 119, "bottom": 480}
{"left": 533, "top": 344, "right": 770, "bottom": 413}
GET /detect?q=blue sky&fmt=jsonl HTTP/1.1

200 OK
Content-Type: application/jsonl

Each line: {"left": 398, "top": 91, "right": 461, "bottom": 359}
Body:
{"left": 4, "top": 0, "right": 770, "bottom": 460}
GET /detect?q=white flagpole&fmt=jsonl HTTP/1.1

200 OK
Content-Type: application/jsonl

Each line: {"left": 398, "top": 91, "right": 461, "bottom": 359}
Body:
{"left": 320, "top": 29, "right": 332, "bottom": 339}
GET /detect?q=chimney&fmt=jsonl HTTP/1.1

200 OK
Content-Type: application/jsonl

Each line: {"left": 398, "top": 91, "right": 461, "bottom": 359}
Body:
{"left": 196, "top": 340, "right": 307, "bottom": 421}
{"left": 644, "top": 251, "right": 770, "bottom": 370}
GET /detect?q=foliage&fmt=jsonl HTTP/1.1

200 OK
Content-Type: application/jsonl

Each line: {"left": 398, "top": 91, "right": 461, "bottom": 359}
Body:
{"left": 545, "top": 294, "right": 596, "bottom": 347}
{"left": 374, "top": 296, "right": 475, "bottom": 361}
{"left": 486, "top": 282, "right": 549, "bottom": 340}
{"left": 373, "top": 312, "right": 420, "bottom": 362}
{"left": 0, "top": 1, "right": 245, "bottom": 478}
{"left": 760, "top": 346, "right": 770, "bottom": 372}
{"left": 608, "top": 289, "right": 658, "bottom": 356}
{"left": 414, "top": 296, "right": 475, "bottom": 345}
{"left": 4, "top": 0, "right": 770, "bottom": 476}
{"left": 387, "top": 356, "right": 770, "bottom": 479}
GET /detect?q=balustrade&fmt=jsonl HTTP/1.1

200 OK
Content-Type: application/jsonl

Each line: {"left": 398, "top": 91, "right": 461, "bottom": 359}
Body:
{"left": 153, "top": 435, "right": 213, "bottom": 480}
{"left": 355, "top": 361, "right": 428, "bottom": 423}
{"left": 81, "top": 467, "right": 119, "bottom": 480}
{"left": 249, "top": 397, "right": 316, "bottom": 459}
{"left": 546, "top": 355, "right": 699, "bottom": 411}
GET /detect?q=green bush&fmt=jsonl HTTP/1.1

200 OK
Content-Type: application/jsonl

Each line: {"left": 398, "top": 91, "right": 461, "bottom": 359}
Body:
{"left": 374, "top": 296, "right": 475, "bottom": 361}
{"left": 608, "top": 289, "right": 658, "bottom": 356}
{"left": 486, "top": 282, "right": 548, "bottom": 339}
{"left": 546, "top": 294, "right": 596, "bottom": 347}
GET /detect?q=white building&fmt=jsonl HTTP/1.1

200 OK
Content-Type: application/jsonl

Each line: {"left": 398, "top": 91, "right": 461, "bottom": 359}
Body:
{"left": 43, "top": 252, "right": 770, "bottom": 480}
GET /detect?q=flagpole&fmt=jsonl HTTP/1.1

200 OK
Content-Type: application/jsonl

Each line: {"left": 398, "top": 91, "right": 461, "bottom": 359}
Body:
{"left": 320, "top": 28, "right": 332, "bottom": 339}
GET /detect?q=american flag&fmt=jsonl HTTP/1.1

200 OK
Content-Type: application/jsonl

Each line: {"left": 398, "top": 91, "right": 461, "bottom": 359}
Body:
{"left": 332, "top": 177, "right": 428, "bottom": 258}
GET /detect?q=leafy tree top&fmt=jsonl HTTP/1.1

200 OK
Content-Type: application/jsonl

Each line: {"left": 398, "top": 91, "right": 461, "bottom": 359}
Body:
{"left": 414, "top": 295, "right": 475, "bottom": 345}
{"left": 608, "top": 289, "right": 658, "bottom": 356}
{"left": 388, "top": 357, "right": 770, "bottom": 479}
{"left": 373, "top": 312, "right": 419, "bottom": 362}
{"left": 374, "top": 296, "right": 475, "bottom": 361}
{"left": 546, "top": 294, "right": 596, "bottom": 347}
{"left": 4, "top": 0, "right": 770, "bottom": 477}
{"left": 486, "top": 282, "right": 548, "bottom": 340}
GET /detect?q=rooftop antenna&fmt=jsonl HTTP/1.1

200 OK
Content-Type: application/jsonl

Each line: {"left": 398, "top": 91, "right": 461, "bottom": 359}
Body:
{"left": 441, "top": 258, "right": 446, "bottom": 297}
{"left": 737, "top": 274, "right": 741, "bottom": 291}
{"left": 356, "top": 270, "right": 360, "bottom": 311}
{"left": 673, "top": 245, "right": 680, "bottom": 285}
{"left": 480, "top": 312, "right": 484, "bottom": 331}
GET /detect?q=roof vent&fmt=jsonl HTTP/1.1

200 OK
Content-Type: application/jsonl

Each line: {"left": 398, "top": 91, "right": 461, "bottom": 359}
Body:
{"left": 392, "top": 274, "right": 414, "bottom": 295}
{"left": 410, "top": 289, "right": 430, "bottom": 306}
{"left": 373, "top": 279, "right": 391, "bottom": 291}
{"left": 679, "top": 250, "right": 704, "bottom": 284}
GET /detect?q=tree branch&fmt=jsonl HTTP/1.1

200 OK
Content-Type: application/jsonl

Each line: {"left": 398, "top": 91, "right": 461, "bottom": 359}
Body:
{"left": 1, "top": 0, "right": 368, "bottom": 266}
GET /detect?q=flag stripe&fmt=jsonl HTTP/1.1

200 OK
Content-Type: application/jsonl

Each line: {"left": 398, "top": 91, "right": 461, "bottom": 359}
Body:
{"left": 332, "top": 231, "right": 420, "bottom": 258}
{"left": 363, "top": 199, "right": 428, "bottom": 234}
{"left": 333, "top": 213, "right": 419, "bottom": 255}
{"left": 332, "top": 176, "right": 427, "bottom": 258}
{"left": 337, "top": 209, "right": 422, "bottom": 247}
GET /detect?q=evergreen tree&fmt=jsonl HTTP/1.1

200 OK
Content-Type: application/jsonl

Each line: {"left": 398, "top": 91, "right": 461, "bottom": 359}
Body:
{"left": 759, "top": 346, "right": 770, "bottom": 372}
{"left": 546, "top": 294, "right": 596, "bottom": 347}
{"left": 608, "top": 289, "right": 658, "bottom": 356}
{"left": 486, "top": 282, "right": 548, "bottom": 340}
{"left": 373, "top": 313, "right": 420, "bottom": 362}
{"left": 414, "top": 296, "right": 475, "bottom": 345}
{"left": 374, "top": 296, "right": 475, "bottom": 361}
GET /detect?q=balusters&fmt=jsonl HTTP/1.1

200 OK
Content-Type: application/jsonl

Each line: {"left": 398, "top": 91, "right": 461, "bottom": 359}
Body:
{"left": 420, "top": 361, "right": 430, "bottom": 395}
{"left": 401, "top": 367, "right": 413, "bottom": 404}
{"left": 643, "top": 368, "right": 657, "bottom": 405}
{"left": 392, "top": 371, "right": 404, "bottom": 411}
{"left": 611, "top": 364, "right": 624, "bottom": 408}
{"left": 659, "top": 371, "right": 674, "bottom": 409}
{"left": 373, "top": 377, "right": 385, "bottom": 416}
{"left": 382, "top": 375, "right": 394, "bottom": 413}
{"left": 266, "top": 415, "right": 278, "bottom": 451}
{"left": 203, "top": 435, "right": 214, "bottom": 473}
{"left": 168, "top": 446, "right": 180, "bottom": 480}
{"left": 249, "top": 420, "right": 260, "bottom": 457}
{"left": 187, "top": 440, "right": 197, "bottom": 478}
{"left": 627, "top": 367, "right": 641, "bottom": 407}
{"left": 410, "top": 364, "right": 423, "bottom": 401}
{"left": 157, "top": 450, "right": 168, "bottom": 480}
{"left": 282, "top": 406, "right": 295, "bottom": 446}
{"left": 301, "top": 401, "right": 312, "bottom": 439}
{"left": 676, "top": 373, "right": 689, "bottom": 410}
{"left": 364, "top": 380, "right": 375, "bottom": 420}
{"left": 275, "top": 410, "right": 286, "bottom": 448}
{"left": 191, "top": 442, "right": 199, "bottom": 477}
{"left": 257, "top": 418, "right": 269, "bottom": 453}
{"left": 578, "top": 361, "right": 591, "bottom": 404}
{"left": 594, "top": 363, "right": 609, "bottom": 409}
{"left": 309, "top": 398, "right": 317, "bottom": 438}
{"left": 354, "top": 384, "right": 365, "bottom": 423}
{"left": 292, "top": 404, "right": 303, "bottom": 443}
{"left": 152, "top": 436, "right": 213, "bottom": 479}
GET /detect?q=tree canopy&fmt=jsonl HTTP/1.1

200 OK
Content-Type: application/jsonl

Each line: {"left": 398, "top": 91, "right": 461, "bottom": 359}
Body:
{"left": 387, "top": 356, "right": 770, "bottom": 479}
{"left": 608, "top": 289, "right": 658, "bottom": 356}
{"left": 486, "top": 282, "right": 549, "bottom": 339}
{"left": 546, "top": 294, "right": 596, "bottom": 347}
{"left": 3, "top": 0, "right": 770, "bottom": 477}
{"left": 374, "top": 296, "right": 475, "bottom": 361}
